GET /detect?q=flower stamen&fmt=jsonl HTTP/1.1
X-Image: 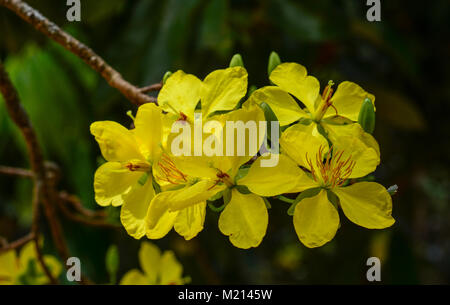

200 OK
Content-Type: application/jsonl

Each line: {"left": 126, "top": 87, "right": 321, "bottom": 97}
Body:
{"left": 313, "top": 80, "right": 338, "bottom": 120}
{"left": 305, "top": 145, "right": 355, "bottom": 188}
{"left": 155, "top": 153, "right": 188, "bottom": 185}
{"left": 124, "top": 160, "right": 151, "bottom": 172}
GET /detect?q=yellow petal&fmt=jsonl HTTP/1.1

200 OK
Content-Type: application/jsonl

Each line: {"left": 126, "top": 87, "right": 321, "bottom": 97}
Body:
{"left": 16, "top": 242, "right": 61, "bottom": 285}
{"left": 215, "top": 101, "right": 265, "bottom": 176}
{"left": 324, "top": 123, "right": 380, "bottom": 178}
{"left": 90, "top": 121, "right": 143, "bottom": 162}
{"left": 138, "top": 242, "right": 161, "bottom": 283}
{"left": 18, "top": 241, "right": 35, "bottom": 271}
{"left": 134, "top": 103, "right": 164, "bottom": 161}
{"left": 239, "top": 153, "right": 318, "bottom": 196}
{"left": 158, "top": 70, "right": 202, "bottom": 121}
{"left": 334, "top": 182, "right": 395, "bottom": 229}
{"left": 171, "top": 155, "right": 219, "bottom": 180}
{"left": 159, "top": 251, "right": 184, "bottom": 285}
{"left": 0, "top": 250, "right": 18, "bottom": 282}
{"left": 174, "top": 202, "right": 206, "bottom": 240}
{"left": 218, "top": 189, "right": 268, "bottom": 249}
{"left": 167, "top": 180, "right": 225, "bottom": 212}
{"left": 201, "top": 66, "right": 248, "bottom": 117}
{"left": 325, "top": 81, "right": 375, "bottom": 121}
{"left": 269, "top": 63, "right": 320, "bottom": 113}
{"left": 146, "top": 192, "right": 179, "bottom": 239}
{"left": 280, "top": 122, "right": 329, "bottom": 170}
{"left": 248, "top": 86, "right": 307, "bottom": 126}
{"left": 94, "top": 162, "right": 142, "bottom": 207}
{"left": 42, "top": 255, "right": 62, "bottom": 283}
{"left": 293, "top": 189, "right": 340, "bottom": 248}
{"left": 120, "top": 269, "right": 150, "bottom": 285}
{"left": 120, "top": 177, "right": 155, "bottom": 239}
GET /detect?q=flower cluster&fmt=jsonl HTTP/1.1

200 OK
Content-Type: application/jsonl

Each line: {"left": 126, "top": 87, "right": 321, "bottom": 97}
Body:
{"left": 91, "top": 58, "right": 395, "bottom": 249}
{"left": 120, "top": 242, "right": 188, "bottom": 285}
{"left": 0, "top": 240, "right": 61, "bottom": 285}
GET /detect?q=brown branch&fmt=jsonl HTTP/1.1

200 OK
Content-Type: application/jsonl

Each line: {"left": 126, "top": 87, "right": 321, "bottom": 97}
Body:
{"left": 0, "top": 233, "right": 34, "bottom": 254}
{"left": 0, "top": 61, "right": 70, "bottom": 275}
{"left": 59, "top": 191, "right": 106, "bottom": 218}
{"left": 31, "top": 181, "right": 57, "bottom": 284}
{"left": 0, "top": 183, "right": 56, "bottom": 283}
{"left": 0, "top": 165, "right": 34, "bottom": 178}
{"left": 140, "top": 83, "right": 162, "bottom": 94}
{"left": 0, "top": 0, "right": 157, "bottom": 106}
{"left": 57, "top": 195, "right": 120, "bottom": 229}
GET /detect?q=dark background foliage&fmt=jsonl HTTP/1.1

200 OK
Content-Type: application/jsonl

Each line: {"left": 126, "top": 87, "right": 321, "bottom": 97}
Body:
{"left": 0, "top": 0, "right": 448, "bottom": 284}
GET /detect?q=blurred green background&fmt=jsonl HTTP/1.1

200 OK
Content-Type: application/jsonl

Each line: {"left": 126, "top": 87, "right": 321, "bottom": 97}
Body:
{"left": 0, "top": 0, "right": 449, "bottom": 284}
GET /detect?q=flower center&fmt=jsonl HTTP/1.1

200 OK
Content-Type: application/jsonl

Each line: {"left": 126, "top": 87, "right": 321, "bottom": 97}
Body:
{"left": 155, "top": 154, "right": 188, "bottom": 185}
{"left": 177, "top": 112, "right": 188, "bottom": 122}
{"left": 313, "top": 80, "right": 338, "bottom": 121}
{"left": 305, "top": 145, "right": 355, "bottom": 188}
{"left": 208, "top": 170, "right": 233, "bottom": 190}
{"left": 124, "top": 160, "right": 151, "bottom": 172}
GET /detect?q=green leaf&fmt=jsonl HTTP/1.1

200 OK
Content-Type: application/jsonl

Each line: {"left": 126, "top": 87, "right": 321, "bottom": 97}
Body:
{"left": 223, "top": 187, "right": 232, "bottom": 205}
{"left": 207, "top": 201, "right": 226, "bottom": 212}
{"left": 105, "top": 245, "right": 119, "bottom": 284}
{"left": 138, "top": 172, "right": 149, "bottom": 186}
{"left": 298, "top": 117, "right": 313, "bottom": 125}
{"left": 229, "top": 53, "right": 244, "bottom": 67}
{"left": 259, "top": 102, "right": 281, "bottom": 142}
{"left": 263, "top": 197, "right": 272, "bottom": 209}
{"left": 267, "top": 51, "right": 281, "bottom": 76}
{"left": 247, "top": 85, "right": 257, "bottom": 97}
{"left": 235, "top": 185, "right": 251, "bottom": 194}
{"left": 326, "top": 190, "right": 340, "bottom": 209}
{"left": 234, "top": 166, "right": 250, "bottom": 183}
{"left": 287, "top": 187, "right": 322, "bottom": 216}
{"left": 151, "top": 172, "right": 162, "bottom": 194}
{"left": 162, "top": 71, "right": 173, "bottom": 84}
{"left": 208, "top": 190, "right": 224, "bottom": 201}
{"left": 358, "top": 98, "right": 376, "bottom": 134}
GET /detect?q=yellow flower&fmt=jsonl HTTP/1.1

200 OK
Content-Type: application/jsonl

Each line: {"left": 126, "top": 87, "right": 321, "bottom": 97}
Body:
{"left": 0, "top": 241, "right": 61, "bottom": 285}
{"left": 252, "top": 62, "right": 375, "bottom": 124}
{"left": 158, "top": 66, "right": 248, "bottom": 122}
{"left": 146, "top": 101, "right": 269, "bottom": 249}
{"left": 91, "top": 103, "right": 166, "bottom": 239}
{"left": 249, "top": 62, "right": 379, "bottom": 163}
{"left": 240, "top": 124, "right": 395, "bottom": 248}
{"left": 120, "top": 242, "right": 187, "bottom": 285}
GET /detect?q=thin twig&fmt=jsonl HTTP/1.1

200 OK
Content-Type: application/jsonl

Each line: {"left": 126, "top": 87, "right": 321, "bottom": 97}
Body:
{"left": 31, "top": 180, "right": 57, "bottom": 284}
{"left": 0, "top": 0, "right": 157, "bottom": 106}
{"left": 57, "top": 197, "right": 121, "bottom": 229}
{"left": 0, "top": 62, "right": 70, "bottom": 279}
{"left": 0, "top": 233, "right": 34, "bottom": 254}
{"left": 140, "top": 83, "right": 162, "bottom": 94}
{"left": 59, "top": 191, "right": 106, "bottom": 218}
{"left": 0, "top": 165, "right": 34, "bottom": 178}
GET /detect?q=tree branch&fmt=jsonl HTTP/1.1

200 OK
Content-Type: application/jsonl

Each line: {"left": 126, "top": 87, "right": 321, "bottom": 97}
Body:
{"left": 59, "top": 191, "right": 106, "bottom": 218}
{"left": 57, "top": 193, "right": 120, "bottom": 229}
{"left": 0, "top": 61, "right": 70, "bottom": 276}
{"left": 140, "top": 83, "right": 162, "bottom": 94}
{"left": 31, "top": 181, "right": 57, "bottom": 284}
{"left": 0, "top": 233, "right": 34, "bottom": 254}
{"left": 0, "top": 0, "right": 157, "bottom": 106}
{"left": 0, "top": 165, "right": 34, "bottom": 178}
